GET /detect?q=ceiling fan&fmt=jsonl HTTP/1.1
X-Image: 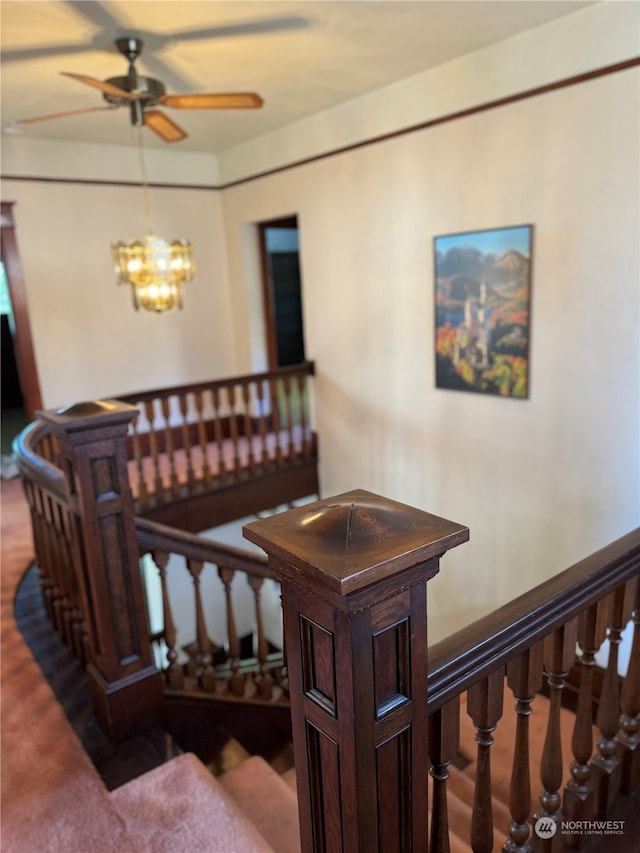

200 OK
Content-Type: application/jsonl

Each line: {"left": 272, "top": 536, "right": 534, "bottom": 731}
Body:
{"left": 12, "top": 37, "right": 264, "bottom": 143}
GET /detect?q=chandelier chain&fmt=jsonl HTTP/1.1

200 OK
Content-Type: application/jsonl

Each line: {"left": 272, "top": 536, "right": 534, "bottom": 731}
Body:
{"left": 136, "top": 125, "right": 153, "bottom": 235}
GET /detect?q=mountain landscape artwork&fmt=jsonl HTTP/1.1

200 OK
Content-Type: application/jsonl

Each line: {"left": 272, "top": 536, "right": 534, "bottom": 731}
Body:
{"left": 434, "top": 225, "right": 532, "bottom": 398}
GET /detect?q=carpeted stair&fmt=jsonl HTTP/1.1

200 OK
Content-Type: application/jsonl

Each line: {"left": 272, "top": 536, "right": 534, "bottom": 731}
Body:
{"left": 110, "top": 753, "right": 296, "bottom": 853}
{"left": 105, "top": 682, "right": 579, "bottom": 853}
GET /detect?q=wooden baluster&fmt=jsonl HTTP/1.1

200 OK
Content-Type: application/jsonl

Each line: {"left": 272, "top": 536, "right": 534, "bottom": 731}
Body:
{"left": 62, "top": 505, "right": 86, "bottom": 664}
{"left": 194, "top": 390, "right": 212, "bottom": 485}
{"left": 296, "top": 371, "right": 310, "bottom": 459}
{"left": 428, "top": 697, "right": 460, "bottom": 853}
{"left": 49, "top": 500, "right": 69, "bottom": 646}
{"left": 277, "top": 583, "right": 289, "bottom": 697}
{"left": 241, "top": 381, "right": 256, "bottom": 474}
{"left": 144, "top": 399, "right": 164, "bottom": 497}
{"left": 161, "top": 397, "right": 179, "bottom": 496}
{"left": 227, "top": 385, "right": 242, "bottom": 476}
{"left": 211, "top": 387, "right": 225, "bottom": 478}
{"left": 45, "top": 494, "right": 65, "bottom": 635}
{"left": 248, "top": 574, "right": 274, "bottom": 698}
{"left": 467, "top": 667, "right": 505, "bottom": 853}
{"left": 46, "top": 496, "right": 63, "bottom": 631}
{"left": 282, "top": 374, "right": 296, "bottom": 463}
{"left": 592, "top": 585, "right": 632, "bottom": 816}
{"left": 536, "top": 618, "right": 579, "bottom": 849}
{"left": 179, "top": 392, "right": 196, "bottom": 488}
{"left": 151, "top": 550, "right": 183, "bottom": 689}
{"left": 187, "top": 558, "right": 215, "bottom": 691}
{"left": 255, "top": 379, "right": 270, "bottom": 468}
{"left": 129, "top": 413, "right": 148, "bottom": 504}
{"left": 55, "top": 501, "right": 74, "bottom": 650}
{"left": 30, "top": 485, "right": 53, "bottom": 622}
{"left": 563, "top": 601, "right": 608, "bottom": 847}
{"left": 616, "top": 578, "right": 640, "bottom": 794}
{"left": 269, "top": 377, "right": 284, "bottom": 467}
{"left": 219, "top": 566, "right": 244, "bottom": 695}
{"left": 504, "top": 642, "right": 544, "bottom": 853}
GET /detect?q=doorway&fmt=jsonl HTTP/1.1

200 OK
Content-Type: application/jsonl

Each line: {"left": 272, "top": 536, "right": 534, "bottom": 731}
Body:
{"left": 1, "top": 202, "right": 42, "bottom": 457}
{"left": 258, "top": 216, "right": 306, "bottom": 370}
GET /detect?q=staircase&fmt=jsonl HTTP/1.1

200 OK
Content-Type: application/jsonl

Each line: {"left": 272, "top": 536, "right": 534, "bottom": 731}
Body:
{"left": 110, "top": 753, "right": 300, "bottom": 853}
{"left": 102, "top": 681, "right": 580, "bottom": 853}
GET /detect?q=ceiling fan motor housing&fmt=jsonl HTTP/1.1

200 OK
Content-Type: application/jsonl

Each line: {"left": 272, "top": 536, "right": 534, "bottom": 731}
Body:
{"left": 102, "top": 75, "right": 166, "bottom": 106}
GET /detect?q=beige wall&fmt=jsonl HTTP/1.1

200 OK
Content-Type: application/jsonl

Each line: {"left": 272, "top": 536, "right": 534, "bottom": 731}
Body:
{"left": 2, "top": 138, "right": 236, "bottom": 405}
{"left": 2, "top": 2, "right": 638, "bottom": 640}
{"left": 219, "top": 11, "right": 639, "bottom": 640}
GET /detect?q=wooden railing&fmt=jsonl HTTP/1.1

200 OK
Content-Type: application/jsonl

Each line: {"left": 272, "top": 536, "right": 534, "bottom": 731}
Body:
{"left": 135, "top": 516, "right": 289, "bottom": 707}
{"left": 14, "top": 422, "right": 86, "bottom": 663}
{"left": 247, "top": 493, "right": 640, "bottom": 852}
{"left": 116, "top": 362, "right": 318, "bottom": 531}
{"left": 426, "top": 530, "right": 640, "bottom": 852}
{"left": 13, "top": 397, "right": 640, "bottom": 851}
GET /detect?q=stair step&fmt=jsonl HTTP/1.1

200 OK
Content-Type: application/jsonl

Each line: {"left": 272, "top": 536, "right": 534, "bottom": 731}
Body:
{"left": 448, "top": 764, "right": 511, "bottom": 845}
{"left": 220, "top": 755, "right": 301, "bottom": 853}
{"left": 110, "top": 752, "right": 275, "bottom": 852}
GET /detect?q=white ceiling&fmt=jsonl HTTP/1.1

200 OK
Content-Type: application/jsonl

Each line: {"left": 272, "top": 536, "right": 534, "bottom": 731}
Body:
{"left": 1, "top": 0, "right": 595, "bottom": 154}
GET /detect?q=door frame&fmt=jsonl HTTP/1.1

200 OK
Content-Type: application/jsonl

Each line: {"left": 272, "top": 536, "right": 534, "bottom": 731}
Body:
{"left": 1, "top": 202, "right": 42, "bottom": 420}
{"left": 257, "top": 215, "right": 299, "bottom": 371}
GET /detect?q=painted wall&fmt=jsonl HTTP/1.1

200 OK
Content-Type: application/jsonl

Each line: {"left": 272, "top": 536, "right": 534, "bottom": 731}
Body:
{"left": 2, "top": 140, "right": 236, "bottom": 406}
{"left": 1, "top": 2, "right": 638, "bottom": 641}
{"left": 221, "top": 75, "right": 639, "bottom": 638}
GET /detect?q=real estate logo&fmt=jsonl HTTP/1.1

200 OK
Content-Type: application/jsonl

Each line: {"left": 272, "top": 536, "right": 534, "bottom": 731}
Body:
{"left": 534, "top": 817, "right": 626, "bottom": 839}
{"left": 534, "top": 817, "right": 557, "bottom": 839}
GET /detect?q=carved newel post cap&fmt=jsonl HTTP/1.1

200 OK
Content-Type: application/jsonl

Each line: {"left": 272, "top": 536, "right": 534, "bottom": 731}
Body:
{"left": 37, "top": 399, "right": 139, "bottom": 437}
{"left": 244, "top": 489, "right": 469, "bottom": 596}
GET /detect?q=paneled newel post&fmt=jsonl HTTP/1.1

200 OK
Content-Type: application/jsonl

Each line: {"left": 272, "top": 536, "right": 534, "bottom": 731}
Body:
{"left": 38, "top": 400, "right": 163, "bottom": 740}
{"left": 244, "top": 489, "right": 468, "bottom": 853}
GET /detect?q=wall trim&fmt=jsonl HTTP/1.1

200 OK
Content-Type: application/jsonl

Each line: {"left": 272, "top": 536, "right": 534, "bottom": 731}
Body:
{"left": 2, "top": 57, "right": 638, "bottom": 193}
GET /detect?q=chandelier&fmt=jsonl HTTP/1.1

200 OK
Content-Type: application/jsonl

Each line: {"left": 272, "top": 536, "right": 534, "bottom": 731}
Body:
{"left": 112, "top": 127, "right": 195, "bottom": 313}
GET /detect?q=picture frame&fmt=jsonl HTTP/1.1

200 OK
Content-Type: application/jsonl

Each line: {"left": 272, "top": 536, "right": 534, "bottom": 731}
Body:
{"left": 434, "top": 224, "right": 533, "bottom": 398}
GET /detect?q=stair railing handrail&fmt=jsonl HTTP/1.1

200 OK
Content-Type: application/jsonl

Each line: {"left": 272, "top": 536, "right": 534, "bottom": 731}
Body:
{"left": 427, "top": 527, "right": 640, "bottom": 710}
{"left": 115, "top": 360, "right": 316, "bottom": 405}
{"left": 135, "top": 516, "right": 273, "bottom": 579}
{"left": 12, "top": 419, "right": 65, "bottom": 498}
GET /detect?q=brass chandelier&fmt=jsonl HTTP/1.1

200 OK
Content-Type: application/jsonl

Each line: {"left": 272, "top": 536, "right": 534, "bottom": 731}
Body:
{"left": 112, "top": 127, "right": 195, "bottom": 313}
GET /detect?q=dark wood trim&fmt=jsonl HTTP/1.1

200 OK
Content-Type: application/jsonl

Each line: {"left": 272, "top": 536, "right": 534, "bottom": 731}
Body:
{"left": 2, "top": 58, "right": 637, "bottom": 193}
{"left": 257, "top": 216, "right": 300, "bottom": 371}
{"left": 427, "top": 528, "right": 640, "bottom": 711}
{"left": 220, "top": 57, "right": 640, "bottom": 189}
{"left": 258, "top": 222, "right": 278, "bottom": 370}
{"left": 138, "top": 461, "right": 320, "bottom": 533}
{"left": 0, "top": 201, "right": 43, "bottom": 420}
{"left": 0, "top": 176, "right": 218, "bottom": 191}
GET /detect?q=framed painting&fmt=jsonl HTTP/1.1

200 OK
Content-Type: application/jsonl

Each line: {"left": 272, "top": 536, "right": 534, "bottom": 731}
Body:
{"left": 434, "top": 224, "right": 533, "bottom": 398}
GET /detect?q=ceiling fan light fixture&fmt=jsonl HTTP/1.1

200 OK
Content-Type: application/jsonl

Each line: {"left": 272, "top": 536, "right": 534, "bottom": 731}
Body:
{"left": 112, "top": 234, "right": 195, "bottom": 313}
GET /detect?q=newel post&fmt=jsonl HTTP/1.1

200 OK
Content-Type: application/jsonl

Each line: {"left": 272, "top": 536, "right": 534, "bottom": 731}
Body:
{"left": 38, "top": 400, "right": 163, "bottom": 740}
{"left": 244, "top": 489, "right": 468, "bottom": 852}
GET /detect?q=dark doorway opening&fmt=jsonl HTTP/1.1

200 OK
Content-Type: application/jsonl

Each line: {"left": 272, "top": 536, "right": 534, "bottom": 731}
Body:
{"left": 258, "top": 216, "right": 306, "bottom": 370}
{"left": 1, "top": 202, "right": 42, "bottom": 457}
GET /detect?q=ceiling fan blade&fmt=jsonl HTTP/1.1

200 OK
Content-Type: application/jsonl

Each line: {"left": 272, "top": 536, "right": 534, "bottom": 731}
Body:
{"left": 160, "top": 93, "right": 263, "bottom": 110}
{"left": 1, "top": 43, "right": 94, "bottom": 64}
{"left": 168, "top": 15, "right": 310, "bottom": 43}
{"left": 10, "top": 105, "right": 118, "bottom": 126}
{"left": 61, "top": 72, "right": 137, "bottom": 100}
{"left": 144, "top": 110, "right": 187, "bottom": 143}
